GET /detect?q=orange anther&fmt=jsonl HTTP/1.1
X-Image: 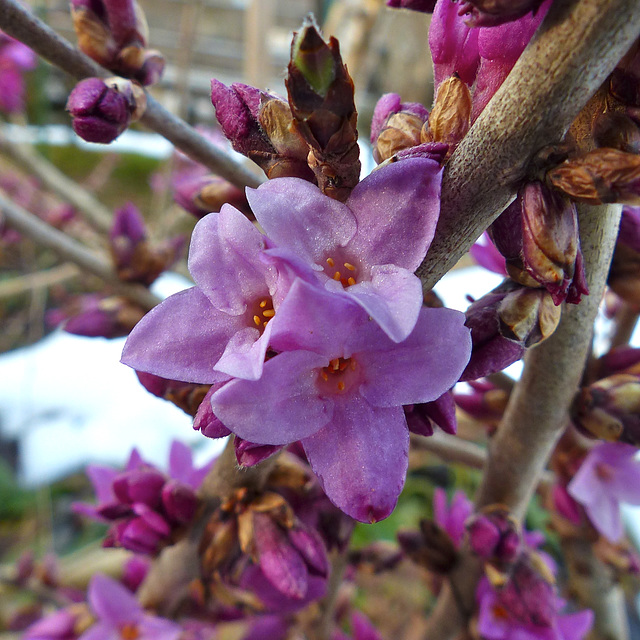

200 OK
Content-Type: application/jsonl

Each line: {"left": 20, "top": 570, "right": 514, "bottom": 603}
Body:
{"left": 259, "top": 300, "right": 267, "bottom": 308}
{"left": 347, "top": 277, "right": 356, "bottom": 286}
{"left": 333, "top": 271, "right": 341, "bottom": 281}
{"left": 321, "top": 371, "right": 329, "bottom": 381}
{"left": 253, "top": 315, "right": 261, "bottom": 326}
{"left": 337, "top": 381, "right": 346, "bottom": 391}
{"left": 262, "top": 309, "right": 275, "bottom": 318}
{"left": 344, "top": 262, "right": 355, "bottom": 271}
{"left": 326, "top": 257, "right": 335, "bottom": 267}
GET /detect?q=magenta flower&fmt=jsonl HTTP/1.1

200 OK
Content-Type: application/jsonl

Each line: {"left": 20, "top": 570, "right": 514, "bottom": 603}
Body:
{"left": 122, "top": 203, "right": 292, "bottom": 382}
{"left": 248, "top": 157, "right": 442, "bottom": 342}
{"left": 0, "top": 31, "right": 36, "bottom": 114}
{"left": 433, "top": 488, "right": 473, "bottom": 547}
{"left": 211, "top": 280, "right": 471, "bottom": 522}
{"left": 477, "top": 577, "right": 593, "bottom": 640}
{"left": 568, "top": 442, "right": 640, "bottom": 542}
{"left": 78, "top": 574, "right": 181, "bottom": 640}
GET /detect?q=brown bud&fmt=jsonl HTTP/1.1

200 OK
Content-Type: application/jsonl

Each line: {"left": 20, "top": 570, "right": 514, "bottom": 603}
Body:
{"left": 547, "top": 148, "right": 640, "bottom": 205}
{"left": 375, "top": 112, "right": 426, "bottom": 163}
{"left": 498, "top": 287, "right": 561, "bottom": 347}
{"left": 422, "top": 75, "right": 472, "bottom": 155}
{"left": 592, "top": 112, "right": 640, "bottom": 154}
{"left": 397, "top": 521, "right": 459, "bottom": 573}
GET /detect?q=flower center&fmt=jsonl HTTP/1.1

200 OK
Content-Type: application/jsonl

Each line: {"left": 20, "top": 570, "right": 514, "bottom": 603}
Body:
{"left": 323, "top": 255, "right": 359, "bottom": 288}
{"left": 317, "top": 357, "right": 359, "bottom": 395}
{"left": 119, "top": 623, "right": 140, "bottom": 640}
{"left": 247, "top": 296, "right": 275, "bottom": 334}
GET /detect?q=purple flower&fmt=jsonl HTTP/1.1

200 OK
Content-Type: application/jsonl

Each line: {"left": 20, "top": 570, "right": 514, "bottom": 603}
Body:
{"left": 78, "top": 573, "right": 181, "bottom": 640}
{"left": 0, "top": 32, "right": 36, "bottom": 114}
{"left": 122, "top": 203, "right": 293, "bottom": 382}
{"left": 211, "top": 281, "right": 471, "bottom": 522}
{"left": 23, "top": 609, "right": 80, "bottom": 640}
{"left": 477, "top": 577, "right": 593, "bottom": 640}
{"left": 470, "top": 233, "right": 508, "bottom": 276}
{"left": 248, "top": 157, "right": 442, "bottom": 342}
{"left": 568, "top": 442, "right": 640, "bottom": 542}
{"left": 433, "top": 488, "right": 473, "bottom": 547}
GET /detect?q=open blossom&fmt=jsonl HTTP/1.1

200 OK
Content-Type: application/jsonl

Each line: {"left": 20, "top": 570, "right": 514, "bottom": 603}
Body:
{"left": 248, "top": 157, "right": 443, "bottom": 342}
{"left": 122, "top": 203, "right": 292, "bottom": 382}
{"left": 211, "top": 280, "right": 471, "bottom": 522}
{"left": 568, "top": 442, "right": 640, "bottom": 542}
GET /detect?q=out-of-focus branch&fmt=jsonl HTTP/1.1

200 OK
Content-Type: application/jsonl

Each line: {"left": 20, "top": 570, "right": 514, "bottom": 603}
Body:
{"left": 0, "top": 263, "right": 80, "bottom": 299}
{"left": 0, "top": 191, "right": 161, "bottom": 310}
{"left": 416, "top": 0, "right": 640, "bottom": 290}
{"left": 0, "top": 0, "right": 263, "bottom": 191}
{"left": 421, "top": 202, "right": 622, "bottom": 640}
{"left": 609, "top": 302, "right": 639, "bottom": 349}
{"left": 0, "top": 130, "right": 114, "bottom": 233}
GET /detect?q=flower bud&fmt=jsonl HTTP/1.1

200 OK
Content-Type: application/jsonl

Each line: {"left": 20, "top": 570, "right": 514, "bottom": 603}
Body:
{"left": 405, "top": 391, "right": 458, "bottom": 436}
{"left": 548, "top": 148, "right": 640, "bottom": 205}
{"left": 286, "top": 18, "right": 360, "bottom": 201}
{"left": 592, "top": 111, "right": 640, "bottom": 154}
{"left": 386, "top": 0, "right": 436, "bottom": 11}
{"left": 66, "top": 77, "right": 145, "bottom": 144}
{"left": 161, "top": 479, "right": 199, "bottom": 524}
{"left": 456, "top": 0, "right": 547, "bottom": 27}
{"left": 572, "top": 374, "right": 640, "bottom": 445}
{"left": 422, "top": 74, "right": 472, "bottom": 155}
{"left": 397, "top": 520, "right": 459, "bottom": 573}
{"left": 136, "top": 371, "right": 212, "bottom": 416}
{"left": 551, "top": 484, "right": 583, "bottom": 526}
{"left": 466, "top": 506, "right": 521, "bottom": 566}
{"left": 454, "top": 380, "right": 510, "bottom": 427}
{"left": 235, "top": 438, "right": 283, "bottom": 467}
{"left": 371, "top": 93, "right": 429, "bottom": 163}
{"left": 49, "top": 294, "right": 146, "bottom": 338}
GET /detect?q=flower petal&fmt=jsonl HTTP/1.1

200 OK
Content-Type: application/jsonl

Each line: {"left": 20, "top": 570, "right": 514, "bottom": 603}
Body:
{"left": 344, "top": 264, "right": 423, "bottom": 342}
{"left": 344, "top": 157, "right": 441, "bottom": 271}
{"left": 121, "top": 287, "right": 239, "bottom": 384}
{"left": 358, "top": 307, "right": 471, "bottom": 406}
{"left": 246, "top": 178, "right": 357, "bottom": 266}
{"left": 188, "top": 205, "right": 271, "bottom": 315}
{"left": 88, "top": 573, "right": 142, "bottom": 627}
{"left": 302, "top": 398, "right": 408, "bottom": 522}
{"left": 214, "top": 323, "right": 272, "bottom": 381}
{"left": 211, "top": 350, "right": 333, "bottom": 445}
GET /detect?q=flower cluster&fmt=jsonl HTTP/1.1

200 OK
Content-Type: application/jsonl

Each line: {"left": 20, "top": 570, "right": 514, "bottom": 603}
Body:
{"left": 122, "top": 155, "right": 471, "bottom": 522}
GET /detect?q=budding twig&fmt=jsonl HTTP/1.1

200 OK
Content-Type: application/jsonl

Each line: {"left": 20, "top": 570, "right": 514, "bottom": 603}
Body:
{"left": 0, "top": 0, "right": 263, "bottom": 190}
{"left": 0, "top": 190, "right": 161, "bottom": 310}
{"left": 416, "top": 0, "right": 640, "bottom": 291}
{"left": 421, "top": 202, "right": 622, "bottom": 640}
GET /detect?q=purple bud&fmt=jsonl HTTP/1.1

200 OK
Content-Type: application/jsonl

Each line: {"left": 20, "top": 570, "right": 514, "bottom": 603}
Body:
{"left": 161, "top": 479, "right": 198, "bottom": 524}
{"left": 394, "top": 142, "right": 449, "bottom": 164}
{"left": 467, "top": 516, "right": 501, "bottom": 557}
{"left": 386, "top": 0, "right": 437, "bottom": 11}
{"left": 235, "top": 437, "right": 283, "bottom": 467}
{"left": 551, "top": 484, "right": 583, "bottom": 526}
{"left": 194, "top": 385, "right": 231, "bottom": 438}
{"left": 456, "top": 0, "right": 547, "bottom": 27}
{"left": 288, "top": 527, "right": 329, "bottom": 577}
{"left": 121, "top": 555, "right": 151, "bottom": 592}
{"left": 67, "top": 77, "right": 136, "bottom": 143}
{"left": 112, "top": 467, "right": 165, "bottom": 507}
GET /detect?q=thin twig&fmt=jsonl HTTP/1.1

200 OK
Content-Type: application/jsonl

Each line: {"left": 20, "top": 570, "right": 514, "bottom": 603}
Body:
{"left": 0, "top": 190, "right": 161, "bottom": 310}
{"left": 0, "top": 0, "right": 263, "bottom": 190}
{"left": 0, "top": 263, "right": 80, "bottom": 299}
{"left": 609, "top": 302, "right": 639, "bottom": 349}
{"left": 421, "top": 202, "right": 622, "bottom": 640}
{"left": 0, "top": 129, "right": 114, "bottom": 233}
{"left": 416, "top": 0, "right": 640, "bottom": 291}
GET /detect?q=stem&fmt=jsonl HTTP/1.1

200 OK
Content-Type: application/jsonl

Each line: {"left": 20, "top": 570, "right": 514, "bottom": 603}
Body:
{"left": 416, "top": 0, "right": 640, "bottom": 291}
{"left": 609, "top": 302, "right": 639, "bottom": 349}
{"left": 0, "top": 264, "right": 80, "bottom": 299}
{"left": 0, "top": 0, "right": 263, "bottom": 190}
{"left": 0, "top": 191, "right": 161, "bottom": 310}
{"left": 422, "top": 203, "right": 622, "bottom": 640}
{"left": 0, "top": 129, "right": 114, "bottom": 233}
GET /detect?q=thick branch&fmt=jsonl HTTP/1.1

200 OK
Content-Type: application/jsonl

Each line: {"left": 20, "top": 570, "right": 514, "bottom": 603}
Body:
{"left": 422, "top": 202, "right": 622, "bottom": 640}
{"left": 0, "top": 0, "right": 262, "bottom": 190}
{"left": 416, "top": 0, "right": 640, "bottom": 290}
{"left": 0, "top": 191, "right": 161, "bottom": 310}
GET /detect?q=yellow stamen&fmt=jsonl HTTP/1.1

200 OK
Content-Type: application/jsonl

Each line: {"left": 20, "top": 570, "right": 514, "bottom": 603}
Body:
{"left": 333, "top": 271, "right": 341, "bottom": 281}
{"left": 331, "top": 358, "right": 340, "bottom": 370}
{"left": 253, "top": 315, "right": 261, "bottom": 326}
{"left": 262, "top": 309, "right": 275, "bottom": 318}
{"left": 259, "top": 300, "right": 267, "bottom": 308}
{"left": 263, "top": 321, "right": 269, "bottom": 328}
{"left": 337, "top": 381, "right": 346, "bottom": 391}
{"left": 344, "top": 262, "right": 355, "bottom": 271}
{"left": 347, "top": 277, "right": 356, "bottom": 286}
{"left": 326, "top": 257, "right": 335, "bottom": 267}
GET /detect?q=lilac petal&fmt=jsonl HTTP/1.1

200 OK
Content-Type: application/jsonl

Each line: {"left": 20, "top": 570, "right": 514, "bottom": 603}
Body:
{"left": 343, "top": 264, "right": 423, "bottom": 342}
{"left": 85, "top": 464, "right": 118, "bottom": 503}
{"left": 211, "top": 350, "right": 333, "bottom": 445}
{"left": 77, "top": 621, "right": 114, "bottom": 640}
{"left": 113, "top": 468, "right": 165, "bottom": 507}
{"left": 269, "top": 279, "right": 363, "bottom": 356}
{"left": 246, "top": 178, "right": 357, "bottom": 266}
{"left": 23, "top": 609, "right": 77, "bottom": 640}
{"left": 345, "top": 158, "right": 442, "bottom": 271}
{"left": 167, "top": 440, "right": 194, "bottom": 484}
{"left": 88, "top": 573, "right": 142, "bottom": 627}
{"left": 423, "top": 392, "right": 457, "bottom": 434}
{"left": 132, "top": 503, "right": 171, "bottom": 536}
{"left": 121, "top": 287, "right": 239, "bottom": 384}
{"left": 555, "top": 610, "right": 594, "bottom": 640}
{"left": 288, "top": 527, "right": 329, "bottom": 576}
{"left": 302, "top": 398, "right": 408, "bottom": 522}
{"left": 188, "top": 206, "right": 271, "bottom": 315}
{"left": 214, "top": 323, "right": 272, "bottom": 381}
{"left": 253, "top": 513, "right": 309, "bottom": 600}
{"left": 138, "top": 615, "right": 182, "bottom": 640}
{"left": 358, "top": 307, "right": 471, "bottom": 406}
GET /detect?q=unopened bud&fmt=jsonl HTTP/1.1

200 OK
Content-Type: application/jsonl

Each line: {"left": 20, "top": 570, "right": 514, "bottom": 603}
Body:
{"left": 572, "top": 374, "right": 640, "bottom": 444}
{"left": 456, "top": 0, "right": 547, "bottom": 27}
{"left": 593, "top": 111, "right": 640, "bottom": 154}
{"left": 422, "top": 74, "right": 472, "bottom": 154}
{"left": 397, "top": 521, "right": 459, "bottom": 573}
{"left": 386, "top": 0, "right": 436, "bottom": 11}
{"left": 548, "top": 148, "right": 640, "bottom": 205}
{"left": 161, "top": 479, "right": 198, "bottom": 524}
{"left": 136, "top": 371, "right": 212, "bottom": 417}
{"left": 497, "top": 286, "right": 561, "bottom": 347}
{"left": 466, "top": 505, "right": 521, "bottom": 566}
{"left": 66, "top": 77, "right": 145, "bottom": 144}
{"left": 286, "top": 18, "right": 360, "bottom": 201}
